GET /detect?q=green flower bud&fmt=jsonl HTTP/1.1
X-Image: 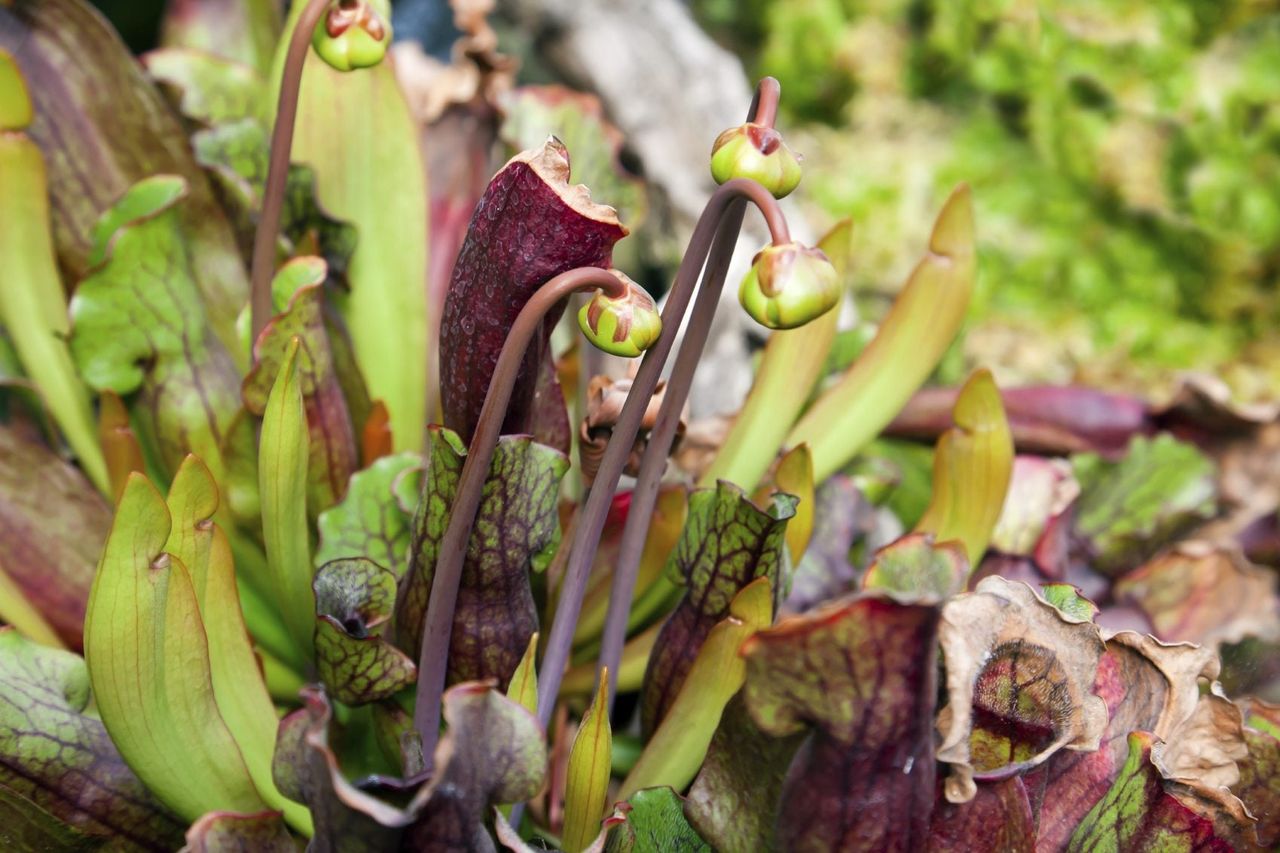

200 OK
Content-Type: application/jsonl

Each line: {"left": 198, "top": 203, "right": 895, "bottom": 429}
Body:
{"left": 578, "top": 272, "right": 662, "bottom": 358}
{"left": 738, "top": 242, "right": 840, "bottom": 330}
{"left": 710, "top": 123, "right": 803, "bottom": 198}
{"left": 312, "top": 0, "right": 392, "bottom": 72}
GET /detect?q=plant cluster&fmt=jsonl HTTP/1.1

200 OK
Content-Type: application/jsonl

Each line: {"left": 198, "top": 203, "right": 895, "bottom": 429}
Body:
{"left": 0, "top": 1, "right": 1278, "bottom": 851}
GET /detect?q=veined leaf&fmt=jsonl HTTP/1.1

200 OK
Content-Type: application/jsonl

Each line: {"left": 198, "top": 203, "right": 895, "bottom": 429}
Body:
{"left": 863, "top": 533, "right": 969, "bottom": 599}
{"left": 0, "top": 629, "right": 185, "bottom": 850}
{"left": 437, "top": 139, "right": 626, "bottom": 448}
{"left": 396, "top": 427, "right": 569, "bottom": 686}
{"left": 640, "top": 483, "right": 796, "bottom": 737}
{"left": 788, "top": 185, "right": 975, "bottom": 483}
{"left": 1071, "top": 434, "right": 1217, "bottom": 576}
{"left": 0, "top": 425, "right": 112, "bottom": 650}
{"left": 0, "top": 0, "right": 249, "bottom": 354}
{"left": 83, "top": 475, "right": 266, "bottom": 821}
{"left": 244, "top": 262, "right": 362, "bottom": 518}
{"left": 620, "top": 578, "right": 772, "bottom": 801}
{"left": 0, "top": 51, "right": 107, "bottom": 494}
{"left": 313, "top": 558, "right": 417, "bottom": 705}
{"left": 703, "top": 220, "right": 852, "bottom": 493}
{"left": 276, "top": 4, "right": 429, "bottom": 452}
{"left": 258, "top": 337, "right": 316, "bottom": 662}
{"left": 69, "top": 175, "right": 242, "bottom": 484}
{"left": 741, "top": 593, "right": 943, "bottom": 851}
{"left": 563, "top": 671, "right": 613, "bottom": 853}
{"left": 165, "top": 456, "right": 312, "bottom": 833}
{"left": 143, "top": 47, "right": 264, "bottom": 127}
{"left": 1067, "top": 732, "right": 1236, "bottom": 851}
{"left": 915, "top": 369, "right": 1014, "bottom": 569}
{"left": 315, "top": 451, "right": 422, "bottom": 576}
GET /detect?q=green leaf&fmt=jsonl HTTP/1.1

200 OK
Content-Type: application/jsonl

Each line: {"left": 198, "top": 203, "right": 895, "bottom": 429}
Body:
{"left": 0, "top": 54, "right": 107, "bottom": 493}
{"left": 1236, "top": 700, "right": 1280, "bottom": 848}
{"left": 862, "top": 533, "right": 969, "bottom": 599}
{"left": 83, "top": 474, "right": 266, "bottom": 821}
{"left": 563, "top": 672, "right": 613, "bottom": 853}
{"left": 68, "top": 175, "right": 242, "bottom": 483}
{"left": 915, "top": 369, "right": 1014, "bottom": 569}
{"left": 165, "top": 456, "right": 312, "bottom": 833}
{"left": 0, "top": 0, "right": 249, "bottom": 354}
{"left": 506, "top": 632, "right": 540, "bottom": 716}
{"left": 1072, "top": 434, "right": 1217, "bottom": 576}
{"left": 315, "top": 451, "right": 422, "bottom": 576}
{"left": 258, "top": 337, "right": 316, "bottom": 663}
{"left": 788, "top": 185, "right": 976, "bottom": 482}
{"left": 0, "top": 424, "right": 112, "bottom": 649}
{"left": 702, "top": 219, "right": 851, "bottom": 493}
{"left": 244, "top": 267, "right": 362, "bottom": 518}
{"left": 277, "top": 3, "right": 429, "bottom": 452}
{"left": 0, "top": 630, "right": 186, "bottom": 850}
{"left": 640, "top": 482, "right": 796, "bottom": 737}
{"left": 157, "top": 0, "right": 282, "bottom": 76}
{"left": 685, "top": 697, "right": 804, "bottom": 852}
{"left": 620, "top": 578, "right": 772, "bottom": 801}
{"left": 313, "top": 558, "right": 417, "bottom": 705}
{"left": 396, "top": 427, "right": 569, "bottom": 686}
{"left": 605, "top": 787, "right": 710, "bottom": 853}
{"left": 143, "top": 48, "right": 265, "bottom": 126}
{"left": 1041, "top": 583, "right": 1099, "bottom": 622}
{"left": 741, "top": 593, "right": 943, "bottom": 851}
{"left": 1067, "top": 732, "right": 1232, "bottom": 852}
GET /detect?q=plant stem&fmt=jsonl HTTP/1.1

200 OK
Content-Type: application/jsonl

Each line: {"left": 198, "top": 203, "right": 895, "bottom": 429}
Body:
{"left": 249, "top": 0, "right": 331, "bottom": 342}
{"left": 595, "top": 80, "right": 787, "bottom": 709}
{"left": 533, "top": 178, "right": 790, "bottom": 732}
{"left": 413, "top": 266, "right": 629, "bottom": 766}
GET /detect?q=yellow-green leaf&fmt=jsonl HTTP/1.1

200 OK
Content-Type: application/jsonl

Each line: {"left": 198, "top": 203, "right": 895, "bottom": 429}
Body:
{"left": 756, "top": 444, "right": 815, "bottom": 565}
{"left": 258, "top": 336, "right": 315, "bottom": 662}
{"left": 563, "top": 669, "right": 613, "bottom": 853}
{"left": 788, "top": 186, "right": 976, "bottom": 483}
{"left": 0, "top": 50, "right": 107, "bottom": 494}
{"left": 507, "top": 632, "right": 540, "bottom": 715}
{"left": 165, "top": 455, "right": 312, "bottom": 834}
{"left": 619, "top": 577, "right": 773, "bottom": 801}
{"left": 915, "top": 369, "right": 1014, "bottom": 568}
{"left": 83, "top": 474, "right": 265, "bottom": 821}
{"left": 274, "top": 4, "right": 429, "bottom": 452}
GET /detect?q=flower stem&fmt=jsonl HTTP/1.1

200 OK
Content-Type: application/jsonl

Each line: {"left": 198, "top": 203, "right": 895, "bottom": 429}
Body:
{"left": 249, "top": 0, "right": 331, "bottom": 342}
{"left": 594, "top": 80, "right": 787, "bottom": 710}
{"left": 413, "top": 266, "right": 629, "bottom": 766}
{"left": 533, "top": 178, "right": 790, "bottom": 732}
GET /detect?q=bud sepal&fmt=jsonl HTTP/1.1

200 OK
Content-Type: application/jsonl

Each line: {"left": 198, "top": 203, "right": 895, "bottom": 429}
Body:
{"left": 311, "top": 0, "right": 392, "bottom": 72}
{"left": 578, "top": 272, "right": 662, "bottom": 358}
{"left": 738, "top": 242, "right": 840, "bottom": 330}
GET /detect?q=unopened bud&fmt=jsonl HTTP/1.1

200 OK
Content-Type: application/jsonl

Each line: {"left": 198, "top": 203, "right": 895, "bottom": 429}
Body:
{"left": 312, "top": 0, "right": 392, "bottom": 72}
{"left": 710, "top": 123, "right": 803, "bottom": 198}
{"left": 738, "top": 242, "right": 839, "bottom": 330}
{"left": 578, "top": 272, "right": 662, "bottom": 358}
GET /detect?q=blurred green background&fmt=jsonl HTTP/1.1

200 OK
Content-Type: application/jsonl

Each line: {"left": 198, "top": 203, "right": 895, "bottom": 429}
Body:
{"left": 694, "top": 0, "right": 1280, "bottom": 398}
{"left": 92, "top": 0, "right": 1280, "bottom": 399}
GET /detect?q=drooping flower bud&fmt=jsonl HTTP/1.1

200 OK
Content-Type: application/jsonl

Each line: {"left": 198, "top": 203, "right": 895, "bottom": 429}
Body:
{"left": 312, "top": 0, "right": 392, "bottom": 72}
{"left": 739, "top": 242, "right": 840, "bottom": 330}
{"left": 578, "top": 271, "right": 662, "bottom": 358}
{"left": 710, "top": 123, "right": 803, "bottom": 198}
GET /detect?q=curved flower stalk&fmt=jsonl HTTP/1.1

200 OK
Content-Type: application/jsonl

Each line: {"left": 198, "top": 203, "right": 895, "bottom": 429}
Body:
{"left": 249, "top": 0, "right": 391, "bottom": 340}
{"left": 589, "top": 79, "right": 828, "bottom": 710}
{"left": 412, "top": 266, "right": 652, "bottom": 766}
